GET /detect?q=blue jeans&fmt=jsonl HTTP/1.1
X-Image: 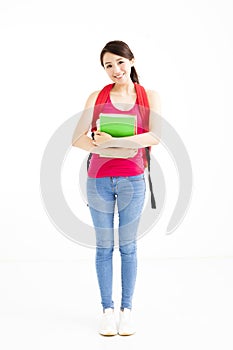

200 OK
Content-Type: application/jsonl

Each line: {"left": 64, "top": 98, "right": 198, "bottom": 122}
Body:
{"left": 86, "top": 174, "right": 146, "bottom": 310}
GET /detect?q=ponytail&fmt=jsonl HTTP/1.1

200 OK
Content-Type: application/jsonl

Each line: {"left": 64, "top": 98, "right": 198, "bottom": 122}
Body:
{"left": 130, "top": 66, "right": 140, "bottom": 84}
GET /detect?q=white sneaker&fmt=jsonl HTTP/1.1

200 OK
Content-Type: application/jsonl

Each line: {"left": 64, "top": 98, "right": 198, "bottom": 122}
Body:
{"left": 118, "top": 309, "right": 135, "bottom": 336}
{"left": 99, "top": 308, "right": 118, "bottom": 336}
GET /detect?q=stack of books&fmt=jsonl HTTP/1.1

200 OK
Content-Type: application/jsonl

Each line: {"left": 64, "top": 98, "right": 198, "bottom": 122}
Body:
{"left": 99, "top": 113, "right": 137, "bottom": 137}
{"left": 98, "top": 113, "right": 137, "bottom": 158}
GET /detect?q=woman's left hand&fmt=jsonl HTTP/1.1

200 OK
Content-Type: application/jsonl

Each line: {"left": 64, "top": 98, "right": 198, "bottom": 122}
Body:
{"left": 93, "top": 131, "right": 112, "bottom": 146}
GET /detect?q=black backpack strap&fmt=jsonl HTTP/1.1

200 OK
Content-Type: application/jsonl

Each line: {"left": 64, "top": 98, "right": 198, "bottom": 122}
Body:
{"left": 86, "top": 153, "right": 92, "bottom": 171}
{"left": 145, "top": 147, "right": 156, "bottom": 209}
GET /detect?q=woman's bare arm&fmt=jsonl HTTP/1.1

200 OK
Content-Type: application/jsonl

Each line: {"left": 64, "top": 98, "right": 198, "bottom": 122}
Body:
{"left": 72, "top": 91, "right": 99, "bottom": 151}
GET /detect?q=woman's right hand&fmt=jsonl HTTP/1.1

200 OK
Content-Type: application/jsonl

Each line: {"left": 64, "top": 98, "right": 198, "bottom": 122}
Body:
{"left": 93, "top": 131, "right": 112, "bottom": 146}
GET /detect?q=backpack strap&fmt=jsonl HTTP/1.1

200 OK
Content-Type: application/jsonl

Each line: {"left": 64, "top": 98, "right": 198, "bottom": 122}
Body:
{"left": 134, "top": 83, "right": 156, "bottom": 209}
{"left": 87, "top": 84, "right": 114, "bottom": 171}
{"left": 134, "top": 83, "right": 149, "bottom": 132}
{"left": 91, "top": 83, "right": 114, "bottom": 132}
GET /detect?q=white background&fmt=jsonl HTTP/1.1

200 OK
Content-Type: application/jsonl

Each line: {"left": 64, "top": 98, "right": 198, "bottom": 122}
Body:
{"left": 0, "top": 0, "right": 232, "bottom": 260}
{"left": 0, "top": 1, "right": 233, "bottom": 349}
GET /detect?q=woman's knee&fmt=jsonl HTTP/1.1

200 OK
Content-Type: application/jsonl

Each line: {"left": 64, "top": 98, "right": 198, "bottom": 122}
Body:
{"left": 96, "top": 246, "right": 114, "bottom": 262}
{"left": 119, "top": 241, "right": 137, "bottom": 256}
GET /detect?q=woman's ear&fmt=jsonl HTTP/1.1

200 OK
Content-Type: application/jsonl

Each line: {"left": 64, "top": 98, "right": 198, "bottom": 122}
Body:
{"left": 130, "top": 58, "right": 135, "bottom": 66}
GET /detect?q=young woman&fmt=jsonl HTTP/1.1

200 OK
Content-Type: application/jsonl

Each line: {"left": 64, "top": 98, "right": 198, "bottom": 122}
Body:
{"left": 72, "top": 40, "right": 161, "bottom": 336}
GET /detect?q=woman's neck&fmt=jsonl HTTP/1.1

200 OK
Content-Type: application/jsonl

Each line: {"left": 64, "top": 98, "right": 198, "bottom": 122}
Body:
{"left": 111, "top": 81, "right": 135, "bottom": 96}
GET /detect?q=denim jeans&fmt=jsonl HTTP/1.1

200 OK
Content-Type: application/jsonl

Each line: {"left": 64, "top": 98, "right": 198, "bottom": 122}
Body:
{"left": 86, "top": 174, "right": 146, "bottom": 310}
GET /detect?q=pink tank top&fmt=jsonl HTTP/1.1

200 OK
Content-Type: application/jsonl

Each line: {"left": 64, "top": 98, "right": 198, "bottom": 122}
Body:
{"left": 87, "top": 95, "right": 145, "bottom": 178}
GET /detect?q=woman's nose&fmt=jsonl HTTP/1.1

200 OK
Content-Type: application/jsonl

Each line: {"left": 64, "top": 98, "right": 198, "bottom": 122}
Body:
{"left": 113, "top": 64, "right": 121, "bottom": 74}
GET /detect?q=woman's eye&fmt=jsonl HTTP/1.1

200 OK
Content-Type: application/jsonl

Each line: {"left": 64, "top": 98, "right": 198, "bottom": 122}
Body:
{"left": 106, "top": 64, "right": 112, "bottom": 69}
{"left": 119, "top": 61, "right": 124, "bottom": 64}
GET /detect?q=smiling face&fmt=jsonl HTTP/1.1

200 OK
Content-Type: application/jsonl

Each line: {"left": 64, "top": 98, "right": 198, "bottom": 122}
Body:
{"left": 102, "top": 52, "right": 134, "bottom": 84}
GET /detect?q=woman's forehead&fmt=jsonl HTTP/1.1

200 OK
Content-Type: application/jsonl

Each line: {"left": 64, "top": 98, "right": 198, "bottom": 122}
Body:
{"left": 103, "top": 52, "right": 125, "bottom": 63}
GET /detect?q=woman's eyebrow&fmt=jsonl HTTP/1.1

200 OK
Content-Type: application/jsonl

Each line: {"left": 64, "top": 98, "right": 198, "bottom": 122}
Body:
{"left": 104, "top": 58, "right": 124, "bottom": 65}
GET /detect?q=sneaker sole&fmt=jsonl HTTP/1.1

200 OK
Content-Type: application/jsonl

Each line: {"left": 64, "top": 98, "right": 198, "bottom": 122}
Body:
{"left": 118, "top": 331, "right": 135, "bottom": 336}
{"left": 99, "top": 330, "right": 118, "bottom": 336}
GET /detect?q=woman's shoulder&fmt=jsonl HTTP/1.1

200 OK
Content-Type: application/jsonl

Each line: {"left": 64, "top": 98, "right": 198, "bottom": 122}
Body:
{"left": 145, "top": 89, "right": 160, "bottom": 100}
{"left": 85, "top": 83, "right": 114, "bottom": 108}
{"left": 84, "top": 90, "right": 101, "bottom": 109}
{"left": 145, "top": 89, "right": 161, "bottom": 113}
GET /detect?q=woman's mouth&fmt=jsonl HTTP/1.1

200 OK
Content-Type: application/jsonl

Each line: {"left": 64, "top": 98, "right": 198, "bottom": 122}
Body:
{"left": 114, "top": 73, "right": 124, "bottom": 80}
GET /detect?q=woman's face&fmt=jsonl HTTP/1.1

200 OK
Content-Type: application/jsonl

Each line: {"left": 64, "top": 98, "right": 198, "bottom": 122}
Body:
{"left": 102, "top": 52, "right": 134, "bottom": 84}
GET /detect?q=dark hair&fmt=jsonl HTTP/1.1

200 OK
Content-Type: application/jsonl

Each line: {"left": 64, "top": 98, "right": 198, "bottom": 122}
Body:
{"left": 100, "top": 40, "right": 140, "bottom": 84}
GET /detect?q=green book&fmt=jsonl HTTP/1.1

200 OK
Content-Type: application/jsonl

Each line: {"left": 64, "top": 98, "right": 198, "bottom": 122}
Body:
{"left": 99, "top": 113, "right": 137, "bottom": 137}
